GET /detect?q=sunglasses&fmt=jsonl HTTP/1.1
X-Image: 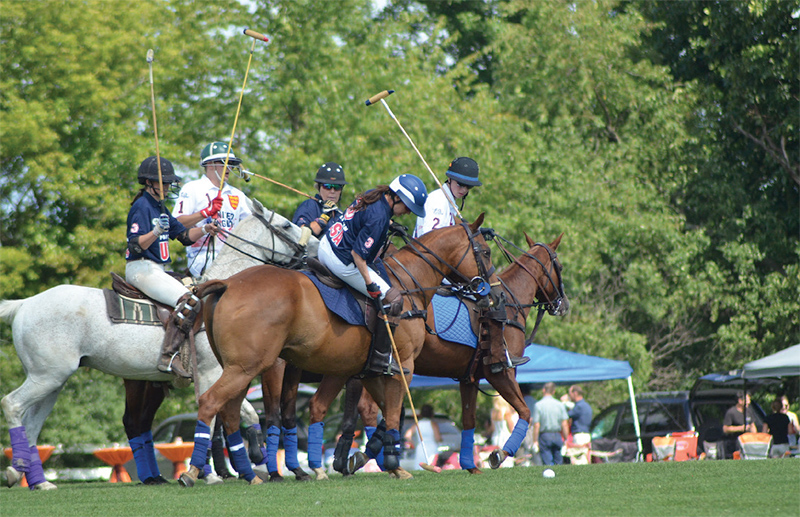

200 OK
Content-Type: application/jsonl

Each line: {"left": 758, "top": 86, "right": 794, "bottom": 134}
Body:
{"left": 456, "top": 181, "right": 474, "bottom": 190}
{"left": 320, "top": 183, "right": 343, "bottom": 191}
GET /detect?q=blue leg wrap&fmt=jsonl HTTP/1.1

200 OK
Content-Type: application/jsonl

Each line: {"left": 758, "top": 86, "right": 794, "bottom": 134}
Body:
{"left": 266, "top": 425, "right": 280, "bottom": 473}
{"left": 307, "top": 422, "right": 324, "bottom": 469}
{"left": 142, "top": 431, "right": 161, "bottom": 478}
{"left": 282, "top": 426, "right": 300, "bottom": 470}
{"left": 189, "top": 421, "right": 212, "bottom": 469}
{"left": 364, "top": 426, "right": 378, "bottom": 459}
{"left": 460, "top": 429, "right": 476, "bottom": 470}
{"left": 129, "top": 435, "right": 152, "bottom": 482}
{"left": 227, "top": 430, "right": 255, "bottom": 481}
{"left": 26, "top": 445, "right": 46, "bottom": 489}
{"left": 9, "top": 426, "right": 31, "bottom": 472}
{"left": 503, "top": 419, "right": 529, "bottom": 456}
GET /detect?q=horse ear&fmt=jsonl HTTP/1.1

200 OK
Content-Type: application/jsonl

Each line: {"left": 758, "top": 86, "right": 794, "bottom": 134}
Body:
{"left": 550, "top": 233, "right": 564, "bottom": 250}
{"left": 469, "top": 212, "right": 485, "bottom": 232}
{"left": 524, "top": 232, "right": 535, "bottom": 248}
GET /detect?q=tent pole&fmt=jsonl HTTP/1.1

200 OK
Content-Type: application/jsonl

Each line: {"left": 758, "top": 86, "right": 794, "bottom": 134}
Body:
{"left": 627, "top": 376, "right": 643, "bottom": 461}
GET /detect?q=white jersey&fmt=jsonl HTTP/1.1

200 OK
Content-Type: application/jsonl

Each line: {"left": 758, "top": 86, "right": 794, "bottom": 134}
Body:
{"left": 172, "top": 175, "right": 251, "bottom": 277}
{"left": 414, "top": 183, "right": 459, "bottom": 238}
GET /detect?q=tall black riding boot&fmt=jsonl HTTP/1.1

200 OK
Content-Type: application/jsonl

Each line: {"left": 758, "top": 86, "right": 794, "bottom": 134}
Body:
{"left": 364, "top": 320, "right": 408, "bottom": 376}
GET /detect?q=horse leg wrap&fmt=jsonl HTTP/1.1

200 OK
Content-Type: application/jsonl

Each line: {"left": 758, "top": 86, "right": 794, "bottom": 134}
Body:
{"left": 226, "top": 430, "right": 255, "bottom": 482}
{"left": 503, "top": 419, "right": 529, "bottom": 456}
{"left": 282, "top": 426, "right": 301, "bottom": 471}
{"left": 265, "top": 425, "right": 280, "bottom": 473}
{"left": 365, "top": 425, "right": 383, "bottom": 459}
{"left": 245, "top": 424, "right": 266, "bottom": 466}
{"left": 382, "top": 428, "right": 401, "bottom": 471}
{"left": 26, "top": 445, "right": 46, "bottom": 489}
{"left": 189, "top": 421, "right": 212, "bottom": 470}
{"left": 211, "top": 423, "right": 229, "bottom": 477}
{"left": 460, "top": 429, "right": 477, "bottom": 470}
{"left": 142, "top": 430, "right": 161, "bottom": 479}
{"left": 332, "top": 431, "right": 355, "bottom": 474}
{"left": 307, "top": 422, "right": 324, "bottom": 469}
{"left": 129, "top": 435, "right": 153, "bottom": 482}
{"left": 9, "top": 426, "right": 32, "bottom": 472}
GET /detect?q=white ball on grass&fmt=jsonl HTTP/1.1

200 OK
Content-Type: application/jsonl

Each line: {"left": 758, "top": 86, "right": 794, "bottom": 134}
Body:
{"left": 542, "top": 468, "right": 555, "bottom": 478}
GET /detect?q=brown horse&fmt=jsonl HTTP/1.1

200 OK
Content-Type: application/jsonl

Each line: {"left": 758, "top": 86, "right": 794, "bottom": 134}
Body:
{"left": 324, "top": 233, "right": 568, "bottom": 474}
{"left": 178, "top": 215, "right": 501, "bottom": 485}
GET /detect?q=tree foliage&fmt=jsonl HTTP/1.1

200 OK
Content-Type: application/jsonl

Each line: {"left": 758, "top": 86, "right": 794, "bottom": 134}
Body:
{"left": 1, "top": 0, "right": 797, "bottom": 445}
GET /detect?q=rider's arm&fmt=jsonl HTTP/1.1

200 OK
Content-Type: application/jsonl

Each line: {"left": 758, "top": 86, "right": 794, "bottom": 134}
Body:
{"left": 351, "top": 250, "right": 373, "bottom": 286}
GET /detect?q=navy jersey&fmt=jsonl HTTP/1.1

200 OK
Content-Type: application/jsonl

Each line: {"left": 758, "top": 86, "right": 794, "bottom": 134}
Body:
{"left": 126, "top": 192, "right": 188, "bottom": 264}
{"left": 293, "top": 194, "right": 343, "bottom": 235}
{"left": 324, "top": 193, "right": 392, "bottom": 266}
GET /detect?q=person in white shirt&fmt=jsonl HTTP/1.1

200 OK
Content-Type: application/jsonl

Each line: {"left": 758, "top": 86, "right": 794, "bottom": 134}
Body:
{"left": 413, "top": 157, "right": 481, "bottom": 238}
{"left": 172, "top": 141, "right": 252, "bottom": 278}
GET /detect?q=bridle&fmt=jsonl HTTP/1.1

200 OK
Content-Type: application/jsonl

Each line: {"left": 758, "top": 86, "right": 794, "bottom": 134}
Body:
{"left": 484, "top": 232, "right": 567, "bottom": 344}
{"left": 214, "top": 208, "right": 311, "bottom": 269}
{"left": 383, "top": 221, "right": 499, "bottom": 320}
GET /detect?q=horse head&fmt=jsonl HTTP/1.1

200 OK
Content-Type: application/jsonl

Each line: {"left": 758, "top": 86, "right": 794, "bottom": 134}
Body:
{"left": 521, "top": 232, "right": 569, "bottom": 317}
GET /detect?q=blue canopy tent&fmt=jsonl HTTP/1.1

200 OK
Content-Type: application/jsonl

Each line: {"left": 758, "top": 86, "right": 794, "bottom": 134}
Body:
{"left": 409, "top": 343, "right": 643, "bottom": 459}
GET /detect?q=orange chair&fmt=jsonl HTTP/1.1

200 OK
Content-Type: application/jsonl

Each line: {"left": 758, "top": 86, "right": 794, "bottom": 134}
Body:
{"left": 737, "top": 432, "right": 772, "bottom": 460}
{"left": 651, "top": 435, "right": 676, "bottom": 462}
{"left": 670, "top": 431, "right": 699, "bottom": 461}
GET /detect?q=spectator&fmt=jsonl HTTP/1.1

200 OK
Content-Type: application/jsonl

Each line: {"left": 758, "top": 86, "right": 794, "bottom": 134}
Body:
{"left": 723, "top": 391, "right": 757, "bottom": 457}
{"left": 490, "top": 396, "right": 518, "bottom": 468}
{"left": 532, "top": 382, "right": 570, "bottom": 466}
{"left": 781, "top": 395, "right": 799, "bottom": 446}
{"left": 404, "top": 405, "right": 442, "bottom": 469}
{"left": 520, "top": 384, "right": 540, "bottom": 466}
{"left": 561, "top": 385, "right": 593, "bottom": 446}
{"left": 763, "top": 398, "right": 795, "bottom": 458}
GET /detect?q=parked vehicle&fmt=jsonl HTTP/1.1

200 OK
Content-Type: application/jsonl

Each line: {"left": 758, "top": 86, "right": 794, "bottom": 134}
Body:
{"left": 590, "top": 374, "right": 770, "bottom": 460}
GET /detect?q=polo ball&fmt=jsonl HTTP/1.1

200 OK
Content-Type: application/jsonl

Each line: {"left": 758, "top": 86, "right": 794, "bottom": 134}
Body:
{"left": 543, "top": 468, "right": 555, "bottom": 478}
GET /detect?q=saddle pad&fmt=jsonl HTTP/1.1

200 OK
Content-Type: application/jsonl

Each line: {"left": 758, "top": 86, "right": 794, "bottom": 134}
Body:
{"left": 432, "top": 294, "right": 478, "bottom": 348}
{"left": 299, "top": 270, "right": 365, "bottom": 326}
{"left": 103, "top": 289, "right": 162, "bottom": 326}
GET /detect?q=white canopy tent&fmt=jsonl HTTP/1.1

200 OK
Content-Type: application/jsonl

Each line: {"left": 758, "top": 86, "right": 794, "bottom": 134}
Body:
{"left": 742, "top": 344, "right": 800, "bottom": 379}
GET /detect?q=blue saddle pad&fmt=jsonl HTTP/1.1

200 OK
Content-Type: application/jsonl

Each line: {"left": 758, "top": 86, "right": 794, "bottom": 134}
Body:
{"left": 432, "top": 294, "right": 477, "bottom": 348}
{"left": 300, "top": 270, "right": 364, "bottom": 326}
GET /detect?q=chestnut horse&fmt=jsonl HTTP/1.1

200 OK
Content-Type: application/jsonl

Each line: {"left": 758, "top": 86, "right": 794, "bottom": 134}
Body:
{"left": 326, "top": 233, "right": 568, "bottom": 474}
{"left": 178, "top": 215, "right": 502, "bottom": 485}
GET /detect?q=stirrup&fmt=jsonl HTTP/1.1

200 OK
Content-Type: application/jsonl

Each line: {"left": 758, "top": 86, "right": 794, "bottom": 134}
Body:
{"left": 489, "top": 355, "right": 529, "bottom": 374}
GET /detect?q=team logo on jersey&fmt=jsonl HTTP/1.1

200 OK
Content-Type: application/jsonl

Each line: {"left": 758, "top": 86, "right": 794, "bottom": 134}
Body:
{"left": 344, "top": 206, "right": 356, "bottom": 220}
{"left": 364, "top": 237, "right": 374, "bottom": 249}
{"left": 228, "top": 195, "right": 239, "bottom": 210}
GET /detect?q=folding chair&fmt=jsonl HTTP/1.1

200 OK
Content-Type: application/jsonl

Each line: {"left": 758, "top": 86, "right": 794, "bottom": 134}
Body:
{"left": 651, "top": 435, "right": 676, "bottom": 462}
{"left": 564, "top": 434, "right": 591, "bottom": 465}
{"left": 737, "top": 432, "right": 772, "bottom": 460}
{"left": 670, "top": 431, "right": 699, "bottom": 461}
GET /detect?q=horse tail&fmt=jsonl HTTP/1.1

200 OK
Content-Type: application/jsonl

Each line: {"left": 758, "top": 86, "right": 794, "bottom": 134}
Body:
{"left": 195, "top": 280, "right": 229, "bottom": 301}
{"left": 0, "top": 299, "right": 25, "bottom": 324}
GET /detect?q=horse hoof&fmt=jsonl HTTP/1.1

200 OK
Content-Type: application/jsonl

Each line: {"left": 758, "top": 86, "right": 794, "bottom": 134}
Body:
{"left": 32, "top": 480, "right": 58, "bottom": 491}
{"left": 389, "top": 468, "right": 413, "bottom": 480}
{"left": 268, "top": 472, "right": 284, "bottom": 482}
{"left": 291, "top": 467, "right": 312, "bottom": 481}
{"left": 178, "top": 466, "right": 201, "bottom": 487}
{"left": 249, "top": 475, "right": 263, "bottom": 485}
{"left": 312, "top": 467, "right": 329, "bottom": 481}
{"left": 6, "top": 466, "right": 23, "bottom": 488}
{"left": 467, "top": 468, "right": 483, "bottom": 475}
{"left": 348, "top": 451, "right": 368, "bottom": 475}
{"left": 489, "top": 449, "right": 508, "bottom": 469}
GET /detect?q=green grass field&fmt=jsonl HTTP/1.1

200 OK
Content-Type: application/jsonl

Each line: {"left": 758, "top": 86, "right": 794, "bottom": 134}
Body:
{"left": 3, "top": 461, "right": 798, "bottom": 516}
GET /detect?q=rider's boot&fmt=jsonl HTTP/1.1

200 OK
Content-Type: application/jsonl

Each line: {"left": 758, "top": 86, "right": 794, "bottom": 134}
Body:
{"left": 364, "top": 318, "right": 408, "bottom": 376}
{"left": 157, "top": 292, "right": 199, "bottom": 378}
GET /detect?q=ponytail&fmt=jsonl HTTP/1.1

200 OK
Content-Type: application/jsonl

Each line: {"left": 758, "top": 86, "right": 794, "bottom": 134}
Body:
{"left": 352, "top": 185, "right": 391, "bottom": 212}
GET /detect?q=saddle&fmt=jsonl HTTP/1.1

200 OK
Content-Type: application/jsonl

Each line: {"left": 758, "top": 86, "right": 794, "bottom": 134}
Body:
{"left": 305, "top": 258, "right": 380, "bottom": 333}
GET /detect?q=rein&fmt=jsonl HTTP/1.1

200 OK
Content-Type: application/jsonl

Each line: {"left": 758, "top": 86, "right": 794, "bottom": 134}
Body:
{"left": 216, "top": 209, "right": 310, "bottom": 269}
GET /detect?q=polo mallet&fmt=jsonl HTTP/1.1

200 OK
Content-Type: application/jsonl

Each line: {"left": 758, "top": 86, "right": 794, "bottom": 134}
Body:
{"left": 217, "top": 28, "right": 271, "bottom": 193}
{"left": 146, "top": 49, "right": 164, "bottom": 207}
{"left": 378, "top": 304, "right": 441, "bottom": 473}
{"left": 239, "top": 169, "right": 315, "bottom": 200}
{"left": 365, "top": 89, "right": 463, "bottom": 221}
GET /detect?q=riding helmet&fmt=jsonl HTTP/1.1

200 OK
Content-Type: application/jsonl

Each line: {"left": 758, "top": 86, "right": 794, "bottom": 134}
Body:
{"left": 314, "top": 162, "right": 347, "bottom": 185}
{"left": 200, "top": 141, "right": 242, "bottom": 166}
{"left": 445, "top": 157, "right": 481, "bottom": 187}
{"left": 389, "top": 174, "right": 428, "bottom": 217}
{"left": 138, "top": 156, "right": 179, "bottom": 185}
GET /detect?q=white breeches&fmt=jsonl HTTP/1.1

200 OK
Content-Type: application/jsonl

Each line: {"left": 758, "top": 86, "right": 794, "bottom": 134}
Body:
{"left": 126, "top": 259, "right": 189, "bottom": 307}
{"left": 318, "top": 238, "right": 390, "bottom": 298}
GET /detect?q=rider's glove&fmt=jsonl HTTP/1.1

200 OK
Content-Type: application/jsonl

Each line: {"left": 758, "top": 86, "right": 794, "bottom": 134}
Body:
{"left": 365, "top": 282, "right": 382, "bottom": 299}
{"left": 201, "top": 195, "right": 223, "bottom": 218}
{"left": 153, "top": 214, "right": 170, "bottom": 237}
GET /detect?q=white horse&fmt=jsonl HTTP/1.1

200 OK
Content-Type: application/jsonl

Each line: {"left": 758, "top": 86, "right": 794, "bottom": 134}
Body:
{"left": 1, "top": 199, "right": 318, "bottom": 489}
